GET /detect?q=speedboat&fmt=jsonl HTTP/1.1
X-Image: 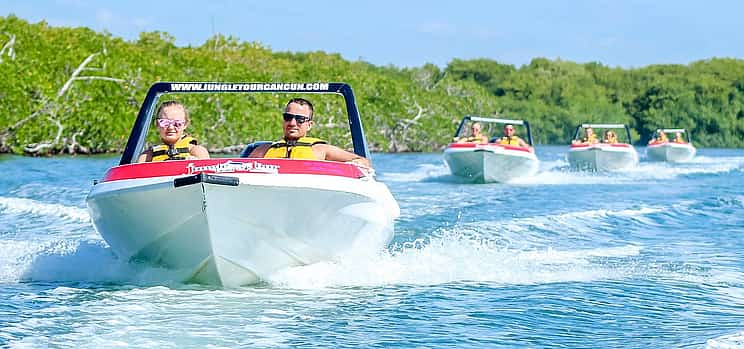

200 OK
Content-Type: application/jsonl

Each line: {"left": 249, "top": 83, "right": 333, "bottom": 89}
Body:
{"left": 646, "top": 128, "right": 696, "bottom": 162}
{"left": 443, "top": 116, "right": 539, "bottom": 183}
{"left": 86, "top": 82, "right": 400, "bottom": 287}
{"left": 567, "top": 123, "right": 639, "bottom": 171}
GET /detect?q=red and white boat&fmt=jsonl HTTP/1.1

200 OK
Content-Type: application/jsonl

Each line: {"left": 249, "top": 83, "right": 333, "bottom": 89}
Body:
{"left": 567, "top": 124, "right": 639, "bottom": 171}
{"left": 646, "top": 128, "right": 696, "bottom": 162}
{"left": 443, "top": 117, "right": 539, "bottom": 183}
{"left": 86, "top": 82, "right": 400, "bottom": 287}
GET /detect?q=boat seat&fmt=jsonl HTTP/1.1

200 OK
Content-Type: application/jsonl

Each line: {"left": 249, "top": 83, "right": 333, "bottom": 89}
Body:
{"left": 239, "top": 141, "right": 272, "bottom": 157}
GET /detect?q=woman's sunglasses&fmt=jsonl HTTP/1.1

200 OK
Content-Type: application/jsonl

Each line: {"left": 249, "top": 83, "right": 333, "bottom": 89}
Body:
{"left": 156, "top": 119, "right": 186, "bottom": 129}
{"left": 283, "top": 113, "right": 311, "bottom": 124}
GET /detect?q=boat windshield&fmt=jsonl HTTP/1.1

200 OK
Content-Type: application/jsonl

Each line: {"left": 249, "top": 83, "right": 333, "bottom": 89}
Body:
{"left": 453, "top": 117, "right": 533, "bottom": 145}
{"left": 122, "top": 83, "right": 362, "bottom": 165}
{"left": 572, "top": 124, "right": 633, "bottom": 144}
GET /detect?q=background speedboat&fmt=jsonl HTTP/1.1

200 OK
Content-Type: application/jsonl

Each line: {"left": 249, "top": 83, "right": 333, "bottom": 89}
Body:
{"left": 646, "top": 128, "right": 696, "bottom": 162}
{"left": 443, "top": 116, "right": 539, "bottom": 183}
{"left": 444, "top": 143, "right": 538, "bottom": 183}
{"left": 567, "top": 123, "right": 639, "bottom": 171}
{"left": 86, "top": 82, "right": 400, "bottom": 287}
{"left": 568, "top": 143, "right": 639, "bottom": 171}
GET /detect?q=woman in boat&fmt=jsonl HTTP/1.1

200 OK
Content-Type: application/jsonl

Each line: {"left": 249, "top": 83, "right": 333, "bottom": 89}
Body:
{"left": 603, "top": 130, "right": 618, "bottom": 144}
{"left": 673, "top": 131, "right": 686, "bottom": 143}
{"left": 247, "top": 98, "right": 371, "bottom": 168}
{"left": 572, "top": 127, "right": 599, "bottom": 145}
{"left": 137, "top": 101, "right": 210, "bottom": 162}
{"left": 456, "top": 122, "right": 489, "bottom": 144}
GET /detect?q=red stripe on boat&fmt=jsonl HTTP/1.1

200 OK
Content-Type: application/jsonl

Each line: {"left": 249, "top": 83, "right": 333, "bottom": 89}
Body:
{"left": 102, "top": 158, "right": 366, "bottom": 182}
{"left": 570, "top": 143, "right": 632, "bottom": 149}
{"left": 446, "top": 143, "right": 532, "bottom": 153}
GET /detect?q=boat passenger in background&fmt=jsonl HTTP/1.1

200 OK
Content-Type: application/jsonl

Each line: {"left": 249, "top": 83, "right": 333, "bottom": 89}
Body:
{"left": 649, "top": 130, "right": 668, "bottom": 144}
{"left": 248, "top": 98, "right": 371, "bottom": 167}
{"left": 673, "top": 131, "right": 686, "bottom": 143}
{"left": 497, "top": 124, "right": 532, "bottom": 151}
{"left": 603, "top": 130, "right": 618, "bottom": 144}
{"left": 137, "top": 101, "right": 210, "bottom": 162}
{"left": 455, "top": 122, "right": 489, "bottom": 144}
{"left": 572, "top": 127, "right": 599, "bottom": 145}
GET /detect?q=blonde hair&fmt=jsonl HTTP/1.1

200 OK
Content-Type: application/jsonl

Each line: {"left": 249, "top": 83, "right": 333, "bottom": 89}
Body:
{"left": 156, "top": 100, "right": 190, "bottom": 123}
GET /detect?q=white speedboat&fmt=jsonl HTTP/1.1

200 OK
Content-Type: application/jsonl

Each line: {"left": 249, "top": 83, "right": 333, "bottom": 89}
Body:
{"left": 567, "top": 124, "right": 639, "bottom": 171}
{"left": 86, "top": 82, "right": 400, "bottom": 287}
{"left": 443, "top": 117, "right": 539, "bottom": 183}
{"left": 646, "top": 128, "right": 696, "bottom": 162}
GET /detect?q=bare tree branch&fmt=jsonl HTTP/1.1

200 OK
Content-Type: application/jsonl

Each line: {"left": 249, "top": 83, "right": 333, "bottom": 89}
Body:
{"left": 0, "top": 32, "right": 16, "bottom": 63}
{"left": 69, "top": 130, "right": 89, "bottom": 154}
{"left": 24, "top": 116, "right": 64, "bottom": 154}
{"left": 2, "top": 48, "right": 127, "bottom": 154}
{"left": 207, "top": 96, "right": 226, "bottom": 131}
{"left": 73, "top": 76, "right": 126, "bottom": 83}
{"left": 57, "top": 52, "right": 100, "bottom": 97}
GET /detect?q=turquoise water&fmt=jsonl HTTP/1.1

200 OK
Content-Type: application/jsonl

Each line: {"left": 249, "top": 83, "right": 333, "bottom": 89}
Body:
{"left": 1, "top": 146, "right": 743, "bottom": 348}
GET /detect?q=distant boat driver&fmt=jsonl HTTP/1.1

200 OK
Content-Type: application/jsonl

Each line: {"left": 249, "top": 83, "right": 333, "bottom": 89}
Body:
{"left": 456, "top": 122, "right": 488, "bottom": 144}
{"left": 649, "top": 129, "right": 668, "bottom": 144}
{"left": 573, "top": 127, "right": 598, "bottom": 145}
{"left": 137, "top": 101, "right": 210, "bottom": 162}
{"left": 497, "top": 124, "right": 532, "bottom": 151}
{"left": 248, "top": 98, "right": 371, "bottom": 168}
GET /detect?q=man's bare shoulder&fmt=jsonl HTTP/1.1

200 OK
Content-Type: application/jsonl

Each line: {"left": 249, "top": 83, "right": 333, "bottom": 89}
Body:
{"left": 248, "top": 143, "right": 271, "bottom": 158}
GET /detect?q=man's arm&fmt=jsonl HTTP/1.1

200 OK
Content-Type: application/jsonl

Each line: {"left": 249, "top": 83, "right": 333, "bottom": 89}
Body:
{"left": 518, "top": 137, "right": 534, "bottom": 152}
{"left": 317, "top": 144, "right": 371, "bottom": 167}
{"left": 246, "top": 143, "right": 271, "bottom": 158}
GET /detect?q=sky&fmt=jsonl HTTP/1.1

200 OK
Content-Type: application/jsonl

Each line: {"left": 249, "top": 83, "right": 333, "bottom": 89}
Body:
{"left": 3, "top": 0, "right": 744, "bottom": 68}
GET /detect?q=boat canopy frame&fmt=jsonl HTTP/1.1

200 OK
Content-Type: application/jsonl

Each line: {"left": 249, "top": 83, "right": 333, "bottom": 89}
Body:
{"left": 573, "top": 123, "right": 633, "bottom": 144}
{"left": 119, "top": 82, "right": 369, "bottom": 165}
{"left": 454, "top": 116, "right": 534, "bottom": 146}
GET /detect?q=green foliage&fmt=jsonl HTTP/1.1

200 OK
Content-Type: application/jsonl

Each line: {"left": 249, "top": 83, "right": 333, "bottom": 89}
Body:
{"left": 1, "top": 15, "right": 743, "bottom": 156}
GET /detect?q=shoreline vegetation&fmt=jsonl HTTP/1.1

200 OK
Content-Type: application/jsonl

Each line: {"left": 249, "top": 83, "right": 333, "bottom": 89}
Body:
{"left": 1, "top": 15, "right": 743, "bottom": 157}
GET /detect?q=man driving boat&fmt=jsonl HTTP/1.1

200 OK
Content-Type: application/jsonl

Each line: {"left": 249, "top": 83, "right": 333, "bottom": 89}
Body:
{"left": 455, "top": 122, "right": 489, "bottom": 144}
{"left": 497, "top": 124, "right": 532, "bottom": 151}
{"left": 572, "top": 127, "right": 599, "bottom": 145}
{"left": 247, "top": 98, "right": 371, "bottom": 167}
{"left": 649, "top": 130, "right": 668, "bottom": 144}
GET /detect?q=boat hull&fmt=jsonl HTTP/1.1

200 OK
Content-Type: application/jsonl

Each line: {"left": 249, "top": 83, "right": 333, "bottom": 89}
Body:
{"left": 646, "top": 142, "right": 696, "bottom": 162}
{"left": 86, "top": 159, "right": 399, "bottom": 287}
{"left": 567, "top": 144, "right": 639, "bottom": 171}
{"left": 443, "top": 144, "right": 539, "bottom": 183}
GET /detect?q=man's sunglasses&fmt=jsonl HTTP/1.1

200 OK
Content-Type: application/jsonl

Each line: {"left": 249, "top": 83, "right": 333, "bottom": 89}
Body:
{"left": 156, "top": 119, "right": 186, "bottom": 129}
{"left": 283, "top": 113, "right": 311, "bottom": 124}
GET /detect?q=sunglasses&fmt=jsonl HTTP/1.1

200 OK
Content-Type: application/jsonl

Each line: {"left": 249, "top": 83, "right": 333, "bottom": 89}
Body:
{"left": 283, "top": 113, "right": 311, "bottom": 124}
{"left": 156, "top": 119, "right": 186, "bottom": 129}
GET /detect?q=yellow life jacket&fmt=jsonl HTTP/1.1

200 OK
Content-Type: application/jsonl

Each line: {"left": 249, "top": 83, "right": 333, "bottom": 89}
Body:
{"left": 463, "top": 135, "right": 487, "bottom": 143}
{"left": 580, "top": 134, "right": 598, "bottom": 144}
{"left": 499, "top": 136, "right": 520, "bottom": 146}
{"left": 263, "top": 137, "right": 327, "bottom": 159}
{"left": 150, "top": 136, "right": 197, "bottom": 162}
